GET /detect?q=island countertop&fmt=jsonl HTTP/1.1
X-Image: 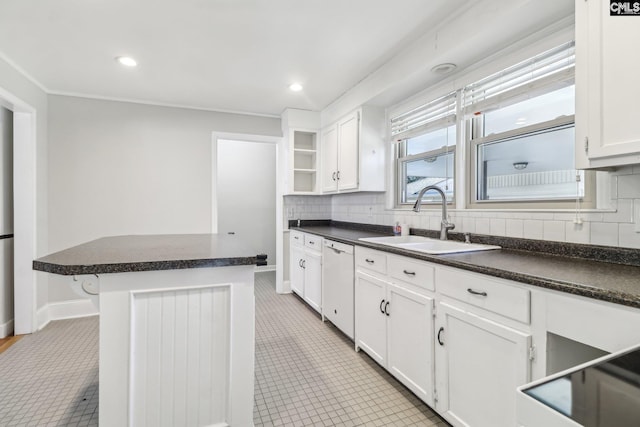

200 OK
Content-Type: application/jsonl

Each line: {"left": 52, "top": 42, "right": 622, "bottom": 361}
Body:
{"left": 33, "top": 233, "right": 263, "bottom": 276}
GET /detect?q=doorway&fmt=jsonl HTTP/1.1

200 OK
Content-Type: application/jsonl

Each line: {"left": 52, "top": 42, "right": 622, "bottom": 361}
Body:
{"left": 0, "top": 106, "right": 13, "bottom": 338}
{"left": 215, "top": 139, "right": 277, "bottom": 269}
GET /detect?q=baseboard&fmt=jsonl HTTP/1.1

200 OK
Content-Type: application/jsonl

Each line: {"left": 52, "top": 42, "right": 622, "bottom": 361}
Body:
{"left": 255, "top": 265, "right": 276, "bottom": 273}
{"left": 37, "top": 299, "right": 99, "bottom": 331}
{"left": 37, "top": 304, "right": 49, "bottom": 331}
{"left": 48, "top": 299, "right": 99, "bottom": 321}
{"left": 0, "top": 319, "right": 14, "bottom": 339}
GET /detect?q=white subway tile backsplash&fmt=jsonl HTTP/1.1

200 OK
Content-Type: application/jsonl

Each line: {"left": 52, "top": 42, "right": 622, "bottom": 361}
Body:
{"left": 543, "top": 220, "right": 566, "bottom": 242}
{"left": 505, "top": 219, "right": 524, "bottom": 238}
{"left": 619, "top": 223, "right": 640, "bottom": 249}
{"left": 617, "top": 174, "right": 640, "bottom": 198}
{"left": 475, "top": 218, "right": 491, "bottom": 235}
{"left": 462, "top": 217, "right": 476, "bottom": 233}
{"left": 602, "top": 199, "right": 634, "bottom": 223}
{"left": 523, "top": 220, "right": 544, "bottom": 239}
{"left": 565, "top": 221, "right": 590, "bottom": 244}
{"left": 590, "top": 222, "right": 619, "bottom": 246}
{"left": 489, "top": 218, "right": 506, "bottom": 236}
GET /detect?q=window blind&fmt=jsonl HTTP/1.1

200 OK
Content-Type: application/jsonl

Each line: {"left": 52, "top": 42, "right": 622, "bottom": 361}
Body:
{"left": 390, "top": 91, "right": 457, "bottom": 140}
{"left": 463, "top": 41, "right": 575, "bottom": 116}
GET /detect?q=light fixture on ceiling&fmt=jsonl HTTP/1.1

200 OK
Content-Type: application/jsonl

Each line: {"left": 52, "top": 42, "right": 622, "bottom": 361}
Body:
{"left": 116, "top": 56, "right": 137, "bottom": 67}
{"left": 289, "top": 83, "right": 303, "bottom": 92}
{"left": 431, "top": 63, "right": 457, "bottom": 75}
{"left": 513, "top": 162, "right": 528, "bottom": 170}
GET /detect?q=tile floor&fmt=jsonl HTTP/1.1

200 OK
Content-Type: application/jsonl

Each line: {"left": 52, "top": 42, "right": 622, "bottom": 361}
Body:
{"left": 0, "top": 272, "right": 448, "bottom": 426}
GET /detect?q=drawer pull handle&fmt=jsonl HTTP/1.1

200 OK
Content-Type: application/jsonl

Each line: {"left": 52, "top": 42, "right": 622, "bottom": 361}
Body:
{"left": 403, "top": 270, "right": 416, "bottom": 276}
{"left": 437, "top": 327, "right": 445, "bottom": 346}
{"left": 309, "top": 241, "right": 315, "bottom": 245}
{"left": 365, "top": 259, "right": 375, "bottom": 264}
{"left": 379, "top": 299, "right": 386, "bottom": 314}
{"left": 384, "top": 301, "right": 390, "bottom": 316}
{"left": 467, "top": 288, "right": 487, "bottom": 297}
{"left": 332, "top": 172, "right": 337, "bottom": 181}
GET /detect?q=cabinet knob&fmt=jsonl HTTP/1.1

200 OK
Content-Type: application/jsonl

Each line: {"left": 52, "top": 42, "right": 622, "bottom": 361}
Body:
{"left": 403, "top": 270, "right": 416, "bottom": 276}
{"left": 437, "top": 327, "right": 445, "bottom": 346}
{"left": 379, "top": 299, "right": 385, "bottom": 314}
{"left": 332, "top": 172, "right": 336, "bottom": 181}
{"left": 365, "top": 259, "right": 375, "bottom": 264}
{"left": 384, "top": 301, "right": 390, "bottom": 316}
{"left": 337, "top": 170, "right": 341, "bottom": 180}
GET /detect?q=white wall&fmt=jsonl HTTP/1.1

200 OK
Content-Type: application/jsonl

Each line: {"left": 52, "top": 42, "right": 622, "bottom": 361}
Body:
{"left": 217, "top": 140, "right": 276, "bottom": 265}
{"left": 47, "top": 95, "right": 280, "bottom": 303}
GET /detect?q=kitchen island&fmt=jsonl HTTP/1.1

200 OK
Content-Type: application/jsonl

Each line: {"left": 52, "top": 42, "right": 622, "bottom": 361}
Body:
{"left": 34, "top": 234, "right": 261, "bottom": 427}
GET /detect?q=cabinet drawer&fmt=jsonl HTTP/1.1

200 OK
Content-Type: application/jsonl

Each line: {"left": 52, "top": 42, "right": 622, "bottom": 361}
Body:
{"left": 355, "top": 247, "right": 387, "bottom": 275}
{"left": 388, "top": 255, "right": 435, "bottom": 292}
{"left": 437, "top": 268, "right": 530, "bottom": 324}
{"left": 290, "top": 230, "right": 304, "bottom": 247}
{"left": 304, "top": 234, "right": 322, "bottom": 250}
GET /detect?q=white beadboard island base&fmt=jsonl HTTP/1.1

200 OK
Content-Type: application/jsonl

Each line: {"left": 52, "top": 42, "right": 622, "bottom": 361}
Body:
{"left": 33, "top": 234, "right": 259, "bottom": 427}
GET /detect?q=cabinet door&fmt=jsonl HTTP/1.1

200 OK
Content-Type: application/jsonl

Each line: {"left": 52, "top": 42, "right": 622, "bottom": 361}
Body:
{"left": 387, "top": 284, "right": 434, "bottom": 405}
{"left": 303, "top": 250, "right": 322, "bottom": 313}
{"left": 354, "top": 272, "right": 388, "bottom": 365}
{"left": 435, "top": 302, "right": 531, "bottom": 427}
{"left": 290, "top": 245, "right": 305, "bottom": 297}
{"left": 321, "top": 126, "right": 338, "bottom": 193}
{"left": 337, "top": 112, "right": 359, "bottom": 191}
{"left": 576, "top": 0, "right": 640, "bottom": 167}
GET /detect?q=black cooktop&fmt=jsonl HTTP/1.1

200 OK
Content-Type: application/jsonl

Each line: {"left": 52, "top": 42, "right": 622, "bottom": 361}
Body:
{"left": 524, "top": 348, "right": 640, "bottom": 426}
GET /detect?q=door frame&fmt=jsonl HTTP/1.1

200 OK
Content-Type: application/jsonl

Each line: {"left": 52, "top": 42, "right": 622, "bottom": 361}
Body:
{"left": 211, "top": 132, "right": 284, "bottom": 291}
{"left": 0, "top": 85, "right": 37, "bottom": 335}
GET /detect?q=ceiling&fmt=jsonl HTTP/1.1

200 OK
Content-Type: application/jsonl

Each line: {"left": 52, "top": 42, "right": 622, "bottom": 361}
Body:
{"left": 0, "top": 0, "right": 475, "bottom": 116}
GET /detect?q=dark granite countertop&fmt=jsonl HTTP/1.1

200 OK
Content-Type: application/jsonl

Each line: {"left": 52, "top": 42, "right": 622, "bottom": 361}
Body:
{"left": 33, "top": 234, "right": 262, "bottom": 275}
{"left": 292, "top": 224, "right": 640, "bottom": 309}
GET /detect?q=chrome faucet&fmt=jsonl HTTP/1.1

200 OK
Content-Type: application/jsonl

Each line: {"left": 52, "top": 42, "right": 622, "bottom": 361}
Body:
{"left": 412, "top": 185, "right": 455, "bottom": 240}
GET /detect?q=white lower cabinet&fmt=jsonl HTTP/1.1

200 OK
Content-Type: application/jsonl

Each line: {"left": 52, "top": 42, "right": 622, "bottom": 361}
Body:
{"left": 387, "top": 284, "right": 434, "bottom": 404}
{"left": 289, "top": 231, "right": 322, "bottom": 313}
{"left": 435, "top": 302, "right": 532, "bottom": 427}
{"left": 355, "top": 249, "right": 435, "bottom": 406}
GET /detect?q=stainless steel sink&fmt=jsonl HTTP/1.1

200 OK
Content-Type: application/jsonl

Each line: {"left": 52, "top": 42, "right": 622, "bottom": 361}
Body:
{"left": 358, "top": 235, "right": 500, "bottom": 254}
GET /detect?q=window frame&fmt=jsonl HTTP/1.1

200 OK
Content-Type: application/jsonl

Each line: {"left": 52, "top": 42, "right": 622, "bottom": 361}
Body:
{"left": 396, "top": 141, "right": 456, "bottom": 207}
{"left": 466, "top": 114, "right": 596, "bottom": 209}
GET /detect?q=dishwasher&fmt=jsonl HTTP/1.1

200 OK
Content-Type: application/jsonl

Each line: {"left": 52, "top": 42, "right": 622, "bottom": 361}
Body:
{"left": 322, "top": 239, "right": 355, "bottom": 340}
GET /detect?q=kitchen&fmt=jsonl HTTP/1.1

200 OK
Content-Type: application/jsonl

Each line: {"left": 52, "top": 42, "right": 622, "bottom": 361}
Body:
{"left": 1, "top": 0, "right": 640, "bottom": 426}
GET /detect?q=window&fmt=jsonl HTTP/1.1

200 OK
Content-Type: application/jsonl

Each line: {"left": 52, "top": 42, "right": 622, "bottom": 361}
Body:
{"left": 465, "top": 42, "right": 591, "bottom": 207}
{"left": 391, "top": 41, "right": 593, "bottom": 209}
{"left": 392, "top": 92, "right": 456, "bottom": 206}
{"left": 397, "top": 125, "right": 456, "bottom": 204}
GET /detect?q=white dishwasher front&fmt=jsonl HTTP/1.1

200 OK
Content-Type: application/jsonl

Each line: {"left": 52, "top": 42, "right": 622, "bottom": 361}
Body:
{"left": 322, "top": 240, "right": 355, "bottom": 340}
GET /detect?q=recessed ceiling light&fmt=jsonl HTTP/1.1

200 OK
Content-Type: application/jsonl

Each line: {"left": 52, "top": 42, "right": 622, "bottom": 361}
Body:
{"left": 116, "top": 56, "right": 137, "bottom": 67}
{"left": 289, "top": 83, "right": 303, "bottom": 92}
{"left": 430, "top": 63, "right": 457, "bottom": 75}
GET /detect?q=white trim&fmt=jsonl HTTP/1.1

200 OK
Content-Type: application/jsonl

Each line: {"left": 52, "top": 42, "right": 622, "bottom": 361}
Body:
{"left": 36, "top": 299, "right": 101, "bottom": 332}
{"left": 255, "top": 265, "right": 276, "bottom": 273}
{"left": 47, "top": 299, "right": 99, "bottom": 324}
{"left": 0, "top": 84, "right": 39, "bottom": 335}
{"left": 48, "top": 91, "right": 280, "bottom": 119}
{"left": 0, "top": 319, "right": 13, "bottom": 339}
{"left": 36, "top": 304, "right": 49, "bottom": 331}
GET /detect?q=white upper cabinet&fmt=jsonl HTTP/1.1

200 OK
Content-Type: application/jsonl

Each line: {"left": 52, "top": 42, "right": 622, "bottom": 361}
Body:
{"left": 575, "top": 0, "right": 640, "bottom": 168}
{"left": 321, "top": 106, "right": 386, "bottom": 193}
